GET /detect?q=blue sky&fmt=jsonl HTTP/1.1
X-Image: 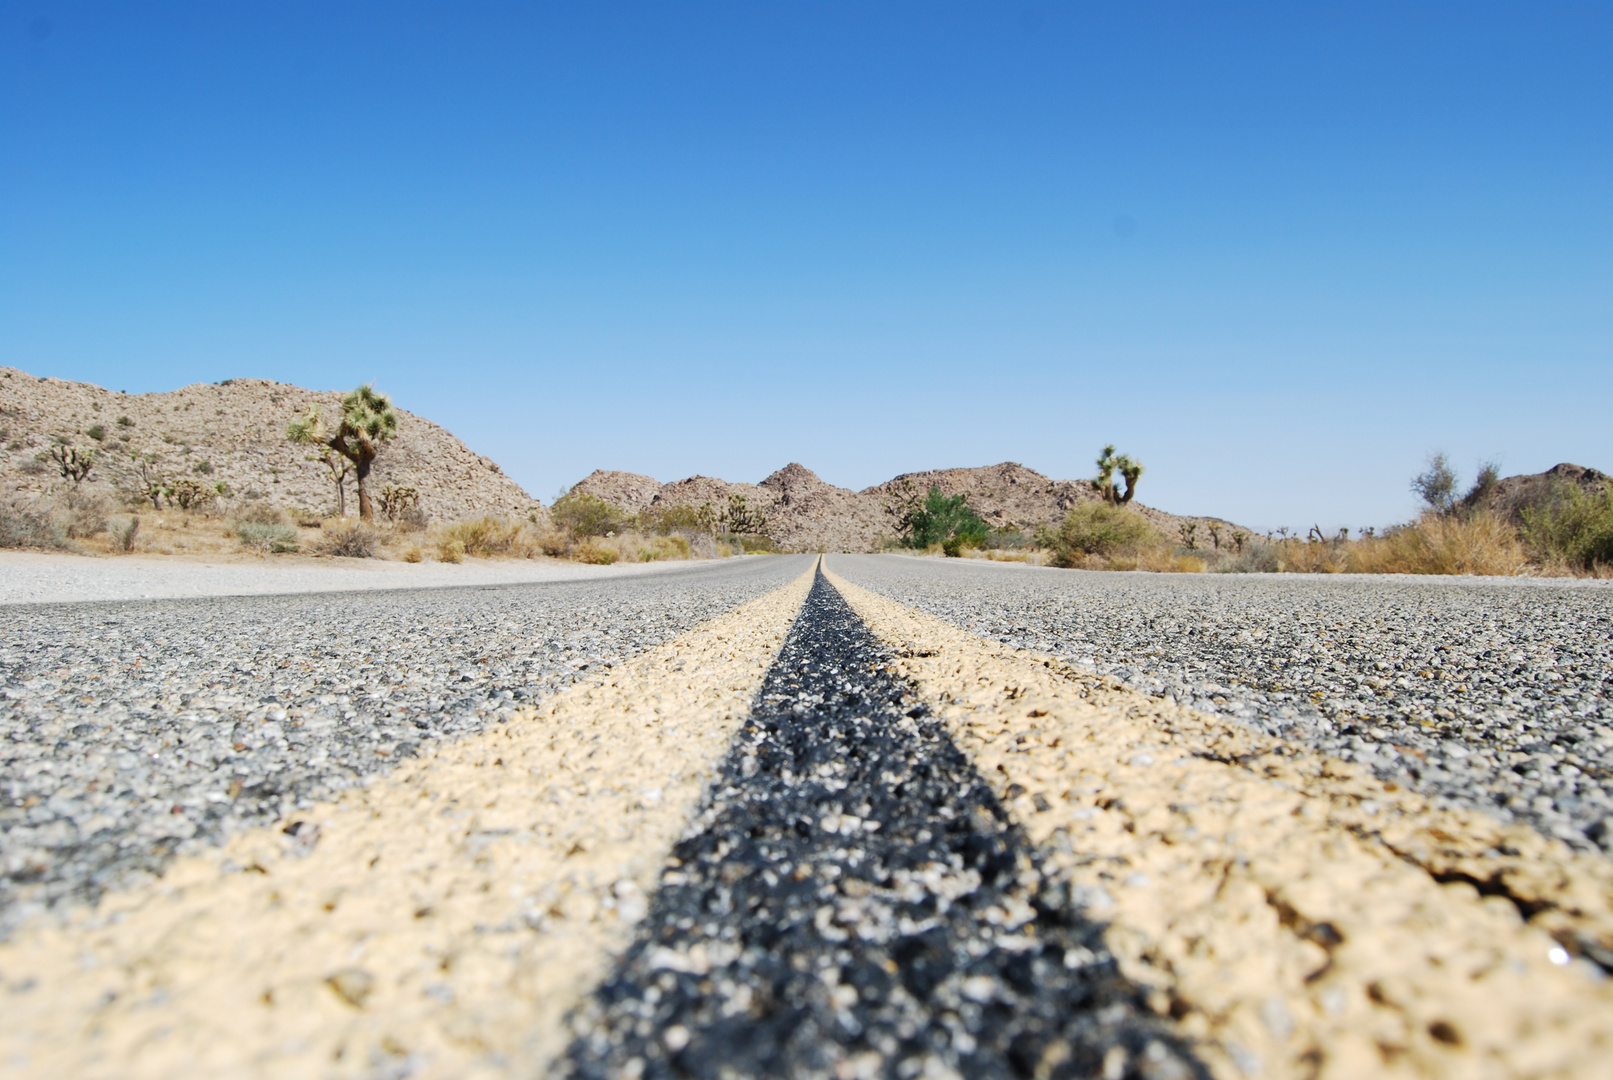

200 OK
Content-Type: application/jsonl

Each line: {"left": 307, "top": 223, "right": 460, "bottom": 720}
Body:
{"left": 3, "top": 3, "right": 1608, "bottom": 530}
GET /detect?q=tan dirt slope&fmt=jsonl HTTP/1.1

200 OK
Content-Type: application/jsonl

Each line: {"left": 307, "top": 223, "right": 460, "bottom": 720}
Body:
{"left": 0, "top": 368, "right": 536, "bottom": 522}
{"left": 574, "top": 460, "right": 1247, "bottom": 553}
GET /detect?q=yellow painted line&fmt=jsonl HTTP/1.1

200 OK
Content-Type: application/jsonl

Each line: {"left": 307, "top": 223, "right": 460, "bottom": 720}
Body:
{"left": 0, "top": 560, "right": 817, "bottom": 1079}
{"left": 825, "top": 562, "right": 1613, "bottom": 1080}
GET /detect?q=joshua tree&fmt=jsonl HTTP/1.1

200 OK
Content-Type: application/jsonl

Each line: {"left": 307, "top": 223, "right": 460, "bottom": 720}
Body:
{"left": 166, "top": 477, "right": 216, "bottom": 512}
{"left": 287, "top": 385, "right": 398, "bottom": 521}
{"left": 1093, "top": 445, "right": 1143, "bottom": 505}
{"left": 50, "top": 444, "right": 94, "bottom": 486}
{"left": 377, "top": 483, "right": 420, "bottom": 522}
{"left": 720, "top": 492, "right": 769, "bottom": 536}
{"left": 129, "top": 452, "right": 166, "bottom": 509}
{"left": 306, "top": 446, "right": 353, "bottom": 517}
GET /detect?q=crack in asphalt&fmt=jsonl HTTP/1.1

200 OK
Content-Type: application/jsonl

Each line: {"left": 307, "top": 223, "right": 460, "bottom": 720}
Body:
{"left": 562, "top": 568, "right": 1202, "bottom": 1080}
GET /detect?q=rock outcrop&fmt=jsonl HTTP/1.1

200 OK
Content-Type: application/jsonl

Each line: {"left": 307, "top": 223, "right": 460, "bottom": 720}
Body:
{"left": 0, "top": 368, "right": 536, "bottom": 522}
{"left": 1466, "top": 463, "right": 1612, "bottom": 524}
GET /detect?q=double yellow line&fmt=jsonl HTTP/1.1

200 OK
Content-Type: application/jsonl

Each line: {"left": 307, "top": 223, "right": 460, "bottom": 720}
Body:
{"left": 2, "top": 557, "right": 1608, "bottom": 1079}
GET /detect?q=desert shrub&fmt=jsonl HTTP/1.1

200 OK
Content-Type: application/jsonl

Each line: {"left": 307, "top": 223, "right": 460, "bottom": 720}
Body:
{"left": 57, "top": 489, "right": 111, "bottom": 538}
{"left": 377, "top": 484, "right": 420, "bottom": 522}
{"left": 436, "top": 538, "right": 465, "bottom": 563}
{"left": 573, "top": 542, "right": 617, "bottom": 565}
{"left": 86, "top": 424, "right": 106, "bottom": 442}
{"left": 1346, "top": 511, "right": 1527, "bottom": 576}
{"left": 0, "top": 497, "right": 66, "bottom": 549}
{"left": 1411, "top": 453, "right": 1458, "bottom": 515}
{"left": 643, "top": 503, "right": 715, "bottom": 535}
{"left": 982, "top": 527, "right": 1030, "bottom": 551}
{"left": 718, "top": 532, "right": 777, "bottom": 554}
{"left": 436, "top": 517, "right": 535, "bottom": 558}
{"left": 111, "top": 516, "right": 140, "bottom": 552}
{"left": 166, "top": 478, "right": 217, "bottom": 512}
{"left": 893, "top": 486, "right": 988, "bottom": 553}
{"left": 551, "top": 492, "right": 626, "bottom": 538}
{"left": 596, "top": 533, "right": 693, "bottom": 563}
{"left": 116, "top": 415, "right": 133, "bottom": 428}
{"left": 238, "top": 521, "right": 300, "bottom": 554}
{"left": 317, "top": 520, "right": 380, "bottom": 558}
{"left": 401, "top": 545, "right": 424, "bottom": 563}
{"left": 644, "top": 534, "right": 692, "bottom": 560}
{"left": 232, "top": 501, "right": 285, "bottom": 527}
{"left": 1274, "top": 536, "right": 1348, "bottom": 574}
{"left": 1045, "top": 503, "right": 1157, "bottom": 567}
{"left": 1519, "top": 480, "right": 1613, "bottom": 572}
{"left": 193, "top": 459, "right": 214, "bottom": 475}
{"left": 1211, "top": 543, "right": 1280, "bottom": 573}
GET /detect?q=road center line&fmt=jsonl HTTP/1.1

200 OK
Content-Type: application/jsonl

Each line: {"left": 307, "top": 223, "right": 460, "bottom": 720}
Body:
{"left": 562, "top": 567, "right": 1202, "bottom": 1080}
{"left": 824, "top": 560, "right": 1613, "bottom": 1080}
{"left": 0, "top": 563, "right": 816, "bottom": 1080}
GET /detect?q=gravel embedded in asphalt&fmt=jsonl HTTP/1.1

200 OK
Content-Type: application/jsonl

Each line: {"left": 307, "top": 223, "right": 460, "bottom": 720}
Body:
{"left": 0, "top": 555, "right": 814, "bottom": 937}
{"left": 563, "top": 570, "right": 1198, "bottom": 1080}
{"left": 830, "top": 556, "right": 1613, "bottom": 853}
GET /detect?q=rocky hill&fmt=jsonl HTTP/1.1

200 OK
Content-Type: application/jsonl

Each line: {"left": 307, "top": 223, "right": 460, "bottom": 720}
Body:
{"left": 0, "top": 368, "right": 536, "bottom": 522}
{"left": 574, "top": 461, "right": 1245, "bottom": 552}
{"left": 1466, "top": 463, "right": 1612, "bottom": 524}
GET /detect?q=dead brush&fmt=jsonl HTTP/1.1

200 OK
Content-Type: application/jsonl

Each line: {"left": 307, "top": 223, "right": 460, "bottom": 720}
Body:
{"left": 572, "top": 541, "right": 617, "bottom": 565}
{"left": 604, "top": 533, "right": 691, "bottom": 563}
{"left": 433, "top": 517, "right": 537, "bottom": 559}
{"left": 1346, "top": 511, "right": 1527, "bottom": 576}
{"left": 317, "top": 519, "right": 380, "bottom": 559}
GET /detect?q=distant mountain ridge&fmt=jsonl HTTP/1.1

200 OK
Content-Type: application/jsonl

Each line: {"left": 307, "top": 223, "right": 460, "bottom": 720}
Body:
{"left": 573, "top": 460, "right": 1247, "bottom": 552}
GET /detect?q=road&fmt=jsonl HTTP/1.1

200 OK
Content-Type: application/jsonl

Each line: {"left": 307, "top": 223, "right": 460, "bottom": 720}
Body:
{"left": 1, "top": 555, "right": 1609, "bottom": 1079}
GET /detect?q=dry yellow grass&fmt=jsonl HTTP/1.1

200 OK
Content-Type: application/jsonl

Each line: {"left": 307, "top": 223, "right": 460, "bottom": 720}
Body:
{"left": 1343, "top": 511, "right": 1528, "bottom": 576}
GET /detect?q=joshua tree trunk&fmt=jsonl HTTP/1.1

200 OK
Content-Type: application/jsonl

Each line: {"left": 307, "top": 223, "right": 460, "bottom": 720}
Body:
{"left": 336, "top": 474, "right": 347, "bottom": 517}
{"left": 355, "top": 452, "right": 375, "bottom": 521}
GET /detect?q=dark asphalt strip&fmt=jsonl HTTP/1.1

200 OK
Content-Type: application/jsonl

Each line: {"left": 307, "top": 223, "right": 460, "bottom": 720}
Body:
{"left": 561, "top": 569, "right": 1202, "bottom": 1080}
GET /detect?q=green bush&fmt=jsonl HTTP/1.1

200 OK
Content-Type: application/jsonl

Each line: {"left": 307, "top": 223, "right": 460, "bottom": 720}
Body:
{"left": 237, "top": 521, "right": 300, "bottom": 554}
{"left": 551, "top": 491, "right": 626, "bottom": 538}
{"left": 1521, "top": 480, "right": 1613, "bottom": 570}
{"left": 896, "top": 486, "right": 988, "bottom": 554}
{"left": 1046, "top": 503, "right": 1157, "bottom": 567}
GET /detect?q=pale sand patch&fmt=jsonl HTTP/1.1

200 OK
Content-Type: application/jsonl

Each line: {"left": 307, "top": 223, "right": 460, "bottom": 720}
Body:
{"left": 0, "top": 562, "right": 816, "bottom": 1079}
{"left": 824, "top": 562, "right": 1613, "bottom": 1080}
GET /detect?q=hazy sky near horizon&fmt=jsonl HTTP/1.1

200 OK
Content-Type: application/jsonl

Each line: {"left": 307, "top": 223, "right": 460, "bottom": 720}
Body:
{"left": 3, "top": 3, "right": 1608, "bottom": 531}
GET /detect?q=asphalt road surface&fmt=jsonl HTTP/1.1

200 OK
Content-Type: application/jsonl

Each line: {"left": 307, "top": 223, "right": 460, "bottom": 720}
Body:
{"left": 2, "top": 554, "right": 1608, "bottom": 1080}
{"left": 831, "top": 555, "right": 1613, "bottom": 853}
